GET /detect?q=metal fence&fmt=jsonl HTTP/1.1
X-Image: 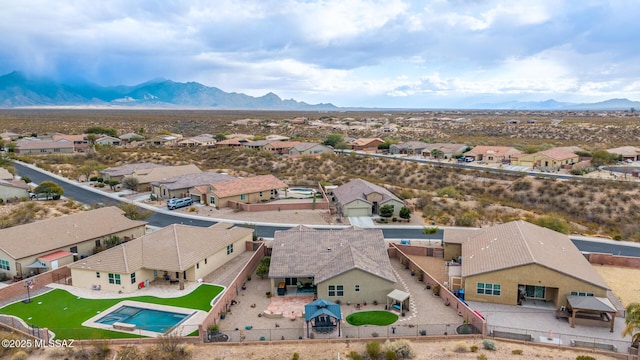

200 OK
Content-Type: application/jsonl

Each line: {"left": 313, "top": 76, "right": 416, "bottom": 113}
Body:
{"left": 487, "top": 324, "right": 636, "bottom": 355}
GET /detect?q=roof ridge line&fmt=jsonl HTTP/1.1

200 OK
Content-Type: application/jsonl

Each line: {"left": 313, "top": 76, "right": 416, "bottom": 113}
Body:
{"left": 173, "top": 224, "right": 183, "bottom": 270}
{"left": 516, "top": 221, "right": 535, "bottom": 262}
{"left": 122, "top": 242, "right": 129, "bottom": 274}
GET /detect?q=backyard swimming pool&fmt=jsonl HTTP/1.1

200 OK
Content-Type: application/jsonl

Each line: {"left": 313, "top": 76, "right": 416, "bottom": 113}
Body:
{"left": 289, "top": 188, "right": 316, "bottom": 195}
{"left": 97, "top": 305, "right": 190, "bottom": 333}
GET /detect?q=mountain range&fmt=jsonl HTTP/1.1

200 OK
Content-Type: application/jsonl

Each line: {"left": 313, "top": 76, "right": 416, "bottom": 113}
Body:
{"left": 0, "top": 71, "right": 337, "bottom": 110}
{"left": 1, "top": 71, "right": 639, "bottom": 111}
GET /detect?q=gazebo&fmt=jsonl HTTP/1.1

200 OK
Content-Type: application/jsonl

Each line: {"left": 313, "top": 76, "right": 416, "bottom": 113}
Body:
{"left": 565, "top": 295, "right": 618, "bottom": 332}
{"left": 305, "top": 298, "right": 342, "bottom": 337}
{"left": 387, "top": 289, "right": 410, "bottom": 315}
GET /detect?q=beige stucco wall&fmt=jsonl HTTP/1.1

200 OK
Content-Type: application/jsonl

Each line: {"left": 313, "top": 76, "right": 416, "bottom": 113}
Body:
{"left": 463, "top": 264, "right": 607, "bottom": 308}
{"left": 193, "top": 235, "right": 250, "bottom": 280}
{"left": 444, "top": 243, "right": 462, "bottom": 261}
{"left": 316, "top": 269, "right": 395, "bottom": 304}
{"left": 214, "top": 190, "right": 275, "bottom": 208}
{"left": 0, "top": 186, "right": 28, "bottom": 201}
{"left": 17, "top": 148, "right": 74, "bottom": 155}
{"left": 512, "top": 154, "right": 579, "bottom": 167}
{"left": 382, "top": 199, "right": 405, "bottom": 216}
{"left": 71, "top": 268, "right": 155, "bottom": 293}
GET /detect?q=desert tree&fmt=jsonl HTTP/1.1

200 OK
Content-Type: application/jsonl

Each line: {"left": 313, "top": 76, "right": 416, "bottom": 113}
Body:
{"left": 122, "top": 176, "right": 139, "bottom": 192}
{"left": 33, "top": 181, "right": 64, "bottom": 199}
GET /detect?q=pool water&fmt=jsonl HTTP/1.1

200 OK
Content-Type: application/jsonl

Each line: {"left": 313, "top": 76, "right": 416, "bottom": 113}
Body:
{"left": 97, "top": 306, "right": 190, "bottom": 333}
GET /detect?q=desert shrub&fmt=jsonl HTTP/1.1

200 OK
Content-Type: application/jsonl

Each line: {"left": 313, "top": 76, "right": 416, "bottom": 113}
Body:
{"left": 347, "top": 351, "right": 362, "bottom": 360}
{"left": 482, "top": 339, "right": 496, "bottom": 351}
{"left": 189, "top": 206, "right": 196, "bottom": 212}
{"left": 512, "top": 349, "right": 523, "bottom": 355}
{"left": 385, "top": 349, "right": 396, "bottom": 360}
{"left": 145, "top": 334, "right": 192, "bottom": 360}
{"left": 92, "top": 340, "right": 111, "bottom": 359}
{"left": 436, "top": 186, "right": 462, "bottom": 200}
{"left": 455, "top": 210, "right": 478, "bottom": 227}
{"left": 533, "top": 214, "right": 571, "bottom": 234}
{"left": 116, "top": 345, "right": 141, "bottom": 360}
{"left": 476, "top": 354, "right": 487, "bottom": 360}
{"left": 469, "top": 345, "right": 479, "bottom": 352}
{"left": 576, "top": 356, "right": 596, "bottom": 360}
{"left": 366, "top": 341, "right": 382, "bottom": 359}
{"left": 11, "top": 351, "right": 28, "bottom": 360}
{"left": 371, "top": 332, "right": 379, "bottom": 337}
{"left": 384, "top": 339, "right": 415, "bottom": 359}
{"left": 292, "top": 352, "right": 300, "bottom": 360}
{"left": 453, "top": 341, "right": 468, "bottom": 353}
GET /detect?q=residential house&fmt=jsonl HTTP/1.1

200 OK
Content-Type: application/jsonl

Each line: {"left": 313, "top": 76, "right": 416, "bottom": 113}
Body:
{"left": 177, "top": 134, "right": 216, "bottom": 148}
{"left": 269, "top": 226, "right": 396, "bottom": 304}
{"left": 333, "top": 178, "right": 405, "bottom": 217}
{"left": 215, "top": 138, "right": 249, "bottom": 148}
{"left": 263, "top": 141, "right": 300, "bottom": 155}
{"left": 0, "top": 179, "right": 29, "bottom": 201}
{"left": 69, "top": 222, "right": 253, "bottom": 293}
{"left": 145, "top": 134, "right": 183, "bottom": 146}
{"left": 119, "top": 132, "right": 145, "bottom": 143}
{"left": 0, "top": 132, "right": 20, "bottom": 141}
{"left": 607, "top": 146, "right": 640, "bottom": 162}
{"left": 389, "top": 141, "right": 429, "bottom": 155}
{"left": 0, "top": 207, "right": 146, "bottom": 279}
{"left": 242, "top": 140, "right": 271, "bottom": 151}
{"left": 266, "top": 135, "right": 291, "bottom": 141}
{"left": 350, "top": 138, "right": 384, "bottom": 152}
{"left": 52, "top": 134, "right": 89, "bottom": 152}
{"left": 288, "top": 142, "right": 334, "bottom": 156}
{"left": 421, "top": 143, "right": 469, "bottom": 159}
{"left": 151, "top": 171, "right": 236, "bottom": 200}
{"left": 198, "top": 174, "right": 287, "bottom": 209}
{"left": 101, "top": 163, "right": 164, "bottom": 182}
{"left": 15, "top": 139, "right": 75, "bottom": 155}
{"left": 133, "top": 164, "right": 202, "bottom": 192}
{"left": 95, "top": 136, "right": 122, "bottom": 146}
{"left": 445, "top": 221, "right": 608, "bottom": 308}
{"left": 463, "top": 146, "right": 522, "bottom": 164}
{"left": 511, "top": 148, "right": 580, "bottom": 169}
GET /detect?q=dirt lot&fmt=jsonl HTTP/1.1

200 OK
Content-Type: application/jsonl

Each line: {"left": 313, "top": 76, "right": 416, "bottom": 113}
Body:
{"left": 594, "top": 265, "right": 640, "bottom": 306}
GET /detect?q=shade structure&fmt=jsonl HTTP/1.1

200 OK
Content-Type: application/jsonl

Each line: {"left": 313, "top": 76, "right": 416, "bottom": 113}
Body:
{"left": 24, "top": 260, "right": 47, "bottom": 269}
{"left": 305, "top": 298, "right": 342, "bottom": 337}
{"left": 566, "top": 295, "right": 617, "bottom": 332}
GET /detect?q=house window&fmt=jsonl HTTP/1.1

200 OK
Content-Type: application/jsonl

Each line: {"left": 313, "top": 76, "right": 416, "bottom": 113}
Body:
{"left": 570, "top": 291, "right": 594, "bottom": 297}
{"left": 196, "top": 263, "right": 200, "bottom": 269}
{"left": 355, "top": 285, "right": 360, "bottom": 292}
{"left": 525, "top": 285, "right": 545, "bottom": 299}
{"left": 210, "top": 196, "right": 215, "bottom": 205}
{"left": 204, "top": 258, "right": 208, "bottom": 264}
{"left": 130, "top": 273, "right": 136, "bottom": 284}
{"left": 477, "top": 283, "right": 500, "bottom": 296}
{"left": 95, "top": 240, "right": 101, "bottom": 247}
{"left": 108, "top": 273, "right": 121, "bottom": 285}
{"left": 226, "top": 244, "right": 233, "bottom": 255}
{"left": 96, "top": 272, "right": 100, "bottom": 278}
{"left": 328, "top": 285, "right": 335, "bottom": 297}
{"left": 0, "top": 260, "right": 10, "bottom": 271}
{"left": 337, "top": 285, "right": 344, "bottom": 296}
{"left": 240, "top": 194, "right": 246, "bottom": 200}
{"left": 259, "top": 191, "right": 263, "bottom": 197}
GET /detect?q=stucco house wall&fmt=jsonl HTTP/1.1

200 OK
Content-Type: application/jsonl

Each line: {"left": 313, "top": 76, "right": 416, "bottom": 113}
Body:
{"left": 316, "top": 269, "right": 395, "bottom": 305}
{"left": 463, "top": 263, "right": 607, "bottom": 308}
{"left": 0, "top": 185, "right": 29, "bottom": 201}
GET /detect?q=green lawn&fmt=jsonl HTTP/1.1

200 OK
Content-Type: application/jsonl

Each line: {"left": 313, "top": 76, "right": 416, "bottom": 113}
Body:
{"left": 346, "top": 311, "right": 398, "bottom": 326}
{"left": 0, "top": 284, "right": 223, "bottom": 339}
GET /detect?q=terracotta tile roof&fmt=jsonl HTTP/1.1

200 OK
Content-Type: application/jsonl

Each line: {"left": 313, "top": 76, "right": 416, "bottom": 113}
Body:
{"left": 266, "top": 141, "right": 300, "bottom": 149}
{"left": 0, "top": 207, "right": 147, "bottom": 260}
{"left": 210, "top": 175, "right": 287, "bottom": 198}
{"left": 269, "top": 227, "right": 396, "bottom": 284}
{"left": 69, "top": 223, "right": 253, "bottom": 273}
{"left": 461, "top": 221, "right": 608, "bottom": 289}
{"left": 538, "top": 148, "right": 579, "bottom": 161}
{"left": 39, "top": 250, "right": 73, "bottom": 261}
{"left": 333, "top": 178, "right": 401, "bottom": 206}
{"left": 52, "top": 134, "right": 86, "bottom": 142}
{"left": 351, "top": 138, "right": 383, "bottom": 146}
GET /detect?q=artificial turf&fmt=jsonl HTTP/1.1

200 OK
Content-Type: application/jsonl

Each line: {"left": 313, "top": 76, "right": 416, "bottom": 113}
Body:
{"left": 346, "top": 310, "right": 398, "bottom": 326}
{"left": 0, "top": 283, "right": 223, "bottom": 339}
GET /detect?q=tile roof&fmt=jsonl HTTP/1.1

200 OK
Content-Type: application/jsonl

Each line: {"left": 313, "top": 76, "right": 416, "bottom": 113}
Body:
{"left": 16, "top": 139, "right": 75, "bottom": 150}
{"left": 135, "top": 164, "right": 201, "bottom": 184}
{"left": 333, "top": 178, "right": 401, "bottom": 206}
{"left": 461, "top": 221, "right": 608, "bottom": 289}
{"left": 422, "top": 143, "right": 468, "bottom": 154}
{"left": 39, "top": 250, "right": 73, "bottom": 261}
{"left": 269, "top": 227, "right": 396, "bottom": 284}
{"left": 465, "top": 146, "right": 521, "bottom": 157}
{"left": 0, "top": 207, "right": 147, "bottom": 260}
{"left": 102, "top": 163, "right": 163, "bottom": 177}
{"left": 291, "top": 142, "right": 325, "bottom": 152}
{"left": 266, "top": 141, "right": 300, "bottom": 149}
{"left": 391, "top": 141, "right": 429, "bottom": 150}
{"left": 152, "top": 171, "right": 235, "bottom": 190}
{"left": 210, "top": 175, "right": 287, "bottom": 198}
{"left": 351, "top": 138, "right": 383, "bottom": 146}
{"left": 538, "top": 148, "right": 579, "bottom": 161}
{"left": 69, "top": 223, "right": 253, "bottom": 273}
{"left": 443, "top": 228, "right": 481, "bottom": 244}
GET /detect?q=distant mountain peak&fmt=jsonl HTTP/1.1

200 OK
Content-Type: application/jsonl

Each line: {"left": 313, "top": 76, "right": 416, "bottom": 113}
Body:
{"left": 0, "top": 71, "right": 337, "bottom": 110}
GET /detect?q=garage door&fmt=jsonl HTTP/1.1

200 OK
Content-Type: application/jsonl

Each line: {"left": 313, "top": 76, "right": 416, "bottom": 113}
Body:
{"left": 344, "top": 207, "right": 370, "bottom": 217}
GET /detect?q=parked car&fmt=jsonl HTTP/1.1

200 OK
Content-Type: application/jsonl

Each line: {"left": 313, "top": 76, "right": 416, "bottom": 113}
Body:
{"left": 167, "top": 197, "right": 193, "bottom": 210}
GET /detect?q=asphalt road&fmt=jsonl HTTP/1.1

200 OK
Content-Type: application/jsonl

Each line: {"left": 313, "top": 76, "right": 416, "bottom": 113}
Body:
{"left": 13, "top": 162, "right": 640, "bottom": 257}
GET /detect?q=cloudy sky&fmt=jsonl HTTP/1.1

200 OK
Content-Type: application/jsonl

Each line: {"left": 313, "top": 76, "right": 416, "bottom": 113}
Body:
{"left": 1, "top": 0, "right": 638, "bottom": 108}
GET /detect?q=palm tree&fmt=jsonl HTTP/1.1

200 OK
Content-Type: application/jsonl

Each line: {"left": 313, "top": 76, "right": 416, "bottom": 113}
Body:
{"left": 623, "top": 302, "right": 640, "bottom": 350}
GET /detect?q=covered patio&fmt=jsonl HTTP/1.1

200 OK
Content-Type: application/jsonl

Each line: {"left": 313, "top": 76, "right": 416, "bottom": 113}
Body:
{"left": 386, "top": 289, "right": 410, "bottom": 315}
{"left": 556, "top": 295, "right": 618, "bottom": 332}
{"left": 305, "top": 298, "right": 342, "bottom": 337}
